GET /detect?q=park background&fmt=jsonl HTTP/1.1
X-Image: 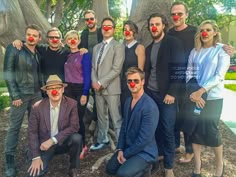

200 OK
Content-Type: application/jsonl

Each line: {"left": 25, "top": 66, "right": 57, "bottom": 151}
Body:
{"left": 0, "top": 0, "right": 236, "bottom": 176}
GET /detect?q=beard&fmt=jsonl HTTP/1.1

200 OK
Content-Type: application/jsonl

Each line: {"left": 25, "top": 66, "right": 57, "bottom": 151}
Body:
{"left": 87, "top": 23, "right": 96, "bottom": 29}
{"left": 151, "top": 30, "right": 163, "bottom": 40}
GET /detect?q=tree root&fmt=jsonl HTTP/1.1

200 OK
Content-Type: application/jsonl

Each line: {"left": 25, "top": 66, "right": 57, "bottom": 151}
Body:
{"left": 91, "top": 153, "right": 113, "bottom": 172}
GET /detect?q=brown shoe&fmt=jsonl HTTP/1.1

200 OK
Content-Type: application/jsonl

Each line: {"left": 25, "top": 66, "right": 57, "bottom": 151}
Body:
{"left": 68, "top": 168, "right": 79, "bottom": 177}
{"left": 165, "top": 169, "right": 174, "bottom": 177}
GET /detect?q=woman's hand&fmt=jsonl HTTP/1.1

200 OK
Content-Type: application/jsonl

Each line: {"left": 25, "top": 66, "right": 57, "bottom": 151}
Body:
{"left": 190, "top": 88, "right": 206, "bottom": 103}
{"left": 80, "top": 95, "right": 87, "bottom": 106}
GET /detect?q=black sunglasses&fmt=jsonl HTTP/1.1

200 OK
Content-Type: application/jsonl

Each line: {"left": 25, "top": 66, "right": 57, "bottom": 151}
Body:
{"left": 47, "top": 36, "right": 60, "bottom": 40}
{"left": 171, "top": 12, "right": 184, "bottom": 16}
{"left": 127, "top": 79, "right": 140, "bottom": 84}
{"left": 85, "top": 17, "right": 95, "bottom": 21}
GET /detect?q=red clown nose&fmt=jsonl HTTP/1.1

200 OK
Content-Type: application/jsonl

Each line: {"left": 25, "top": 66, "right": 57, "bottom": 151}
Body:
{"left": 52, "top": 39, "right": 58, "bottom": 43}
{"left": 103, "top": 26, "right": 112, "bottom": 31}
{"left": 28, "top": 36, "right": 34, "bottom": 42}
{"left": 201, "top": 31, "right": 208, "bottom": 37}
{"left": 151, "top": 26, "right": 157, "bottom": 32}
{"left": 51, "top": 90, "right": 58, "bottom": 96}
{"left": 71, "top": 39, "right": 76, "bottom": 44}
{"left": 129, "top": 82, "right": 136, "bottom": 88}
{"left": 125, "top": 30, "right": 130, "bottom": 36}
{"left": 173, "top": 15, "right": 179, "bottom": 21}
{"left": 88, "top": 20, "right": 93, "bottom": 25}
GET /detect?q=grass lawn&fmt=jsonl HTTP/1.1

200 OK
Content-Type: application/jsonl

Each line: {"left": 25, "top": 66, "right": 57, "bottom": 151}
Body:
{"left": 225, "top": 72, "right": 236, "bottom": 80}
{"left": 225, "top": 84, "right": 236, "bottom": 92}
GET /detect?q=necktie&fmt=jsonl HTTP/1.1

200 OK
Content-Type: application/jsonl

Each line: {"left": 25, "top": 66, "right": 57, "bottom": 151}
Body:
{"left": 97, "top": 42, "right": 107, "bottom": 66}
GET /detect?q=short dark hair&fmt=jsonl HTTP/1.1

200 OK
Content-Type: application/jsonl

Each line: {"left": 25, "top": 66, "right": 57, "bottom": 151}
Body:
{"left": 84, "top": 10, "right": 96, "bottom": 17}
{"left": 46, "top": 27, "right": 62, "bottom": 39}
{"left": 123, "top": 20, "right": 138, "bottom": 34}
{"left": 170, "top": 1, "right": 189, "bottom": 13}
{"left": 126, "top": 67, "right": 145, "bottom": 80}
{"left": 25, "top": 24, "right": 42, "bottom": 37}
{"left": 147, "top": 13, "right": 169, "bottom": 33}
{"left": 101, "top": 17, "right": 116, "bottom": 28}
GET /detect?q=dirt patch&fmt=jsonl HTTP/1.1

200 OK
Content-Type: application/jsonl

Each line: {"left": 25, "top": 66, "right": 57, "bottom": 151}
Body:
{"left": 0, "top": 108, "right": 236, "bottom": 177}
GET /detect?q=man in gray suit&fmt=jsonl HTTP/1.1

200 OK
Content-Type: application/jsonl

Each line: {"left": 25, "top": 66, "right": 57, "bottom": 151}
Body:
{"left": 90, "top": 17, "right": 125, "bottom": 151}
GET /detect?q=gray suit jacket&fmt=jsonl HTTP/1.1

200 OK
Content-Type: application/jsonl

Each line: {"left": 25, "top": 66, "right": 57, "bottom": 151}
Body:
{"left": 92, "top": 38, "right": 125, "bottom": 95}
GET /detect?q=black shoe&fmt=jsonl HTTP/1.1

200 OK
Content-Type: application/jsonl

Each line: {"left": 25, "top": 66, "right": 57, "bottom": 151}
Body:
{"left": 5, "top": 155, "right": 16, "bottom": 177}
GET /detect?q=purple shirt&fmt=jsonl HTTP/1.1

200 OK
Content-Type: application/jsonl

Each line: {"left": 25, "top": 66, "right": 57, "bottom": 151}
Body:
{"left": 64, "top": 51, "right": 91, "bottom": 95}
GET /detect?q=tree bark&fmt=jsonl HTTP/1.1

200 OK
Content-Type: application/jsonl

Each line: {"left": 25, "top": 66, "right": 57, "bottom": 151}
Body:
{"left": 130, "top": 0, "right": 174, "bottom": 47}
{"left": 92, "top": 0, "right": 109, "bottom": 25}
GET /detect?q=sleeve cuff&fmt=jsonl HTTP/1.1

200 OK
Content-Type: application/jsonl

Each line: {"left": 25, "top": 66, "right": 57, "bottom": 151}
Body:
{"left": 52, "top": 137, "right": 58, "bottom": 144}
{"left": 32, "top": 156, "right": 41, "bottom": 161}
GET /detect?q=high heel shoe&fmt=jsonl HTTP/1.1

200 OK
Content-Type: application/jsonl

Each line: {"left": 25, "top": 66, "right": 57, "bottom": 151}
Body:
{"left": 213, "top": 163, "right": 224, "bottom": 177}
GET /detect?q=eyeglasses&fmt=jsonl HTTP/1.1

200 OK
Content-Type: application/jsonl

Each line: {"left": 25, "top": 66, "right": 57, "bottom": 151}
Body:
{"left": 47, "top": 36, "right": 60, "bottom": 40}
{"left": 171, "top": 12, "right": 184, "bottom": 17}
{"left": 127, "top": 79, "right": 140, "bottom": 84}
{"left": 46, "top": 86, "right": 62, "bottom": 91}
{"left": 85, "top": 17, "right": 95, "bottom": 21}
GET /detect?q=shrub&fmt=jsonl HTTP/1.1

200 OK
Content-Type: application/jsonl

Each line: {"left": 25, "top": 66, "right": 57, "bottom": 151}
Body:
{"left": 0, "top": 94, "right": 10, "bottom": 110}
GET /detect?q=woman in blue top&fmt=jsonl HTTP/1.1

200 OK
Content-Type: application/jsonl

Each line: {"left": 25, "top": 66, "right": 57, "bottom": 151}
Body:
{"left": 186, "top": 20, "right": 230, "bottom": 177}
{"left": 64, "top": 30, "right": 91, "bottom": 156}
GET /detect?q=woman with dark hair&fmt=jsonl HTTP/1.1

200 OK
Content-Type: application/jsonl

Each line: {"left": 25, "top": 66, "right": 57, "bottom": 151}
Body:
{"left": 120, "top": 20, "right": 145, "bottom": 113}
{"left": 185, "top": 20, "right": 230, "bottom": 177}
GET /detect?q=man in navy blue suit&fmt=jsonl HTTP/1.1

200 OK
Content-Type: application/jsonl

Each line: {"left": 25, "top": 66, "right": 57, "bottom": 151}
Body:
{"left": 106, "top": 67, "right": 159, "bottom": 177}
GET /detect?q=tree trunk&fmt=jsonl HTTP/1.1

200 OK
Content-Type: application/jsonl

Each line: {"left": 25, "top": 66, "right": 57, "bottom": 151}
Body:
{"left": 130, "top": 0, "right": 174, "bottom": 47}
{"left": 0, "top": 45, "right": 6, "bottom": 80}
{"left": 92, "top": 0, "right": 109, "bottom": 25}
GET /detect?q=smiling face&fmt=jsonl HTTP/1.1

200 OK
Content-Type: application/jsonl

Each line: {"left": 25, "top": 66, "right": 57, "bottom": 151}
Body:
{"left": 102, "top": 19, "right": 115, "bottom": 40}
{"left": 84, "top": 12, "right": 97, "bottom": 30}
{"left": 149, "top": 17, "right": 165, "bottom": 41}
{"left": 47, "top": 30, "right": 61, "bottom": 50}
{"left": 46, "top": 84, "right": 64, "bottom": 103}
{"left": 65, "top": 33, "right": 80, "bottom": 51}
{"left": 200, "top": 23, "right": 217, "bottom": 47}
{"left": 171, "top": 4, "right": 188, "bottom": 29}
{"left": 127, "top": 73, "right": 144, "bottom": 94}
{"left": 123, "top": 24, "right": 135, "bottom": 42}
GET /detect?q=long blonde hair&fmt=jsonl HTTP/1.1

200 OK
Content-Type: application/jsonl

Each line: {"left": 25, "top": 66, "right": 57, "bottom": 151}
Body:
{"left": 194, "top": 20, "right": 221, "bottom": 51}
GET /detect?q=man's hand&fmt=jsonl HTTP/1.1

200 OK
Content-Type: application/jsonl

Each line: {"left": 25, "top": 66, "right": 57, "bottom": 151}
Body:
{"left": 12, "top": 99, "right": 23, "bottom": 107}
{"left": 12, "top": 39, "right": 23, "bottom": 50}
{"left": 40, "top": 139, "right": 54, "bottom": 151}
{"left": 28, "top": 158, "right": 43, "bottom": 177}
{"left": 92, "top": 82, "right": 102, "bottom": 91}
{"left": 80, "top": 95, "right": 87, "bottom": 106}
{"left": 223, "top": 44, "right": 235, "bottom": 57}
{"left": 190, "top": 88, "right": 206, "bottom": 103}
{"left": 163, "top": 94, "right": 175, "bottom": 104}
{"left": 79, "top": 48, "right": 88, "bottom": 55}
{"left": 117, "top": 151, "right": 126, "bottom": 164}
{"left": 195, "top": 98, "right": 206, "bottom": 109}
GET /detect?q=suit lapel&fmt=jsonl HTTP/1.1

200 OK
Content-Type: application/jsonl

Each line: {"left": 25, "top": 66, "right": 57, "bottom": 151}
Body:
{"left": 127, "top": 94, "right": 144, "bottom": 131}
{"left": 99, "top": 39, "right": 113, "bottom": 65}
{"left": 58, "top": 97, "right": 67, "bottom": 130}
{"left": 43, "top": 99, "right": 51, "bottom": 132}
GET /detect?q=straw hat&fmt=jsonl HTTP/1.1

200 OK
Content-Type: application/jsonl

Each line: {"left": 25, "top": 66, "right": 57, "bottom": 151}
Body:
{"left": 41, "top": 75, "right": 67, "bottom": 91}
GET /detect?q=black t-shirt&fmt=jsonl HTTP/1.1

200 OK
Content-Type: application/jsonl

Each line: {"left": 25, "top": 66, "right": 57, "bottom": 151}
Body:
{"left": 169, "top": 25, "right": 197, "bottom": 67}
{"left": 37, "top": 44, "right": 69, "bottom": 82}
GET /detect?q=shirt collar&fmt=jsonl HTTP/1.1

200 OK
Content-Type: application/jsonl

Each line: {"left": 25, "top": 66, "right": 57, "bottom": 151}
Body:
{"left": 126, "top": 40, "right": 137, "bottom": 48}
{"left": 50, "top": 99, "right": 62, "bottom": 109}
{"left": 103, "top": 37, "right": 113, "bottom": 44}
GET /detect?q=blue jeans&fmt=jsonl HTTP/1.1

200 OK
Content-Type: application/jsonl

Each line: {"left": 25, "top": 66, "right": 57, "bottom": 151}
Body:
{"left": 5, "top": 92, "right": 42, "bottom": 155}
{"left": 146, "top": 88, "right": 176, "bottom": 169}
{"left": 106, "top": 151, "right": 150, "bottom": 177}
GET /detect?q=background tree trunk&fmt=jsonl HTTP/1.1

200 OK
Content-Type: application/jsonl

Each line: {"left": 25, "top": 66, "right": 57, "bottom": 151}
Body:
{"left": 130, "top": 0, "right": 174, "bottom": 47}
{"left": 92, "top": 0, "right": 109, "bottom": 25}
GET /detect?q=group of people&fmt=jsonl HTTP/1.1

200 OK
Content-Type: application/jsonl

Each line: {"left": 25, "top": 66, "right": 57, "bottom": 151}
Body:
{"left": 3, "top": 1, "right": 234, "bottom": 177}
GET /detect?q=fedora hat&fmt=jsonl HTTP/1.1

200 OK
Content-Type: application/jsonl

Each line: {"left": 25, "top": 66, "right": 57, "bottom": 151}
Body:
{"left": 41, "top": 75, "right": 67, "bottom": 91}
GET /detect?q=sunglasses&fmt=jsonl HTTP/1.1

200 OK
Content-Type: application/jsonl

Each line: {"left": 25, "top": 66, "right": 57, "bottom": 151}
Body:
{"left": 48, "top": 36, "right": 60, "bottom": 40}
{"left": 46, "top": 86, "right": 62, "bottom": 91}
{"left": 171, "top": 12, "right": 184, "bottom": 17}
{"left": 85, "top": 17, "right": 95, "bottom": 21}
{"left": 127, "top": 79, "right": 140, "bottom": 84}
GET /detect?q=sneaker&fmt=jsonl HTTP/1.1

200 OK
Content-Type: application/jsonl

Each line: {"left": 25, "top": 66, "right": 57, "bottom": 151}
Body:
{"left": 90, "top": 142, "right": 109, "bottom": 151}
{"left": 80, "top": 145, "right": 88, "bottom": 159}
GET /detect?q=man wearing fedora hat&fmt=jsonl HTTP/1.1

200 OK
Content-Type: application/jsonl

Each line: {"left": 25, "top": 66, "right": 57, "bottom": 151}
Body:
{"left": 27, "top": 75, "right": 82, "bottom": 177}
